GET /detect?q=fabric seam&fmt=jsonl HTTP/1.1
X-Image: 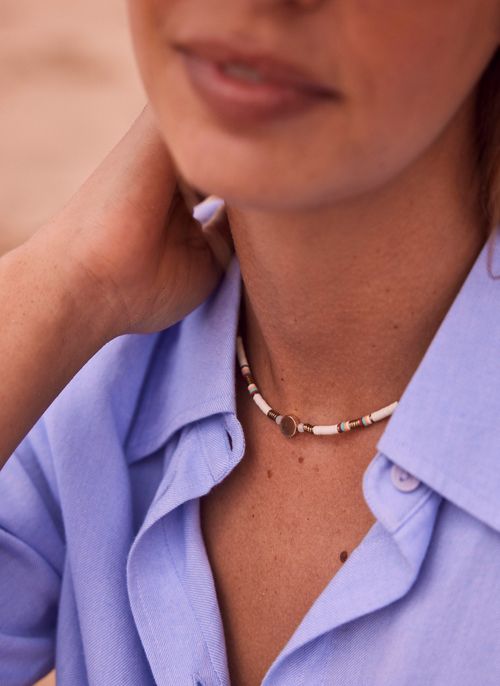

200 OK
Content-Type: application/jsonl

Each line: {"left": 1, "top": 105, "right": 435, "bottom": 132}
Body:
{"left": 162, "top": 514, "right": 224, "bottom": 686}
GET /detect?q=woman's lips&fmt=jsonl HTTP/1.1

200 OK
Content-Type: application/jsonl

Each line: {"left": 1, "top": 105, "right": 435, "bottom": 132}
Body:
{"left": 173, "top": 40, "right": 341, "bottom": 127}
{"left": 173, "top": 39, "right": 338, "bottom": 94}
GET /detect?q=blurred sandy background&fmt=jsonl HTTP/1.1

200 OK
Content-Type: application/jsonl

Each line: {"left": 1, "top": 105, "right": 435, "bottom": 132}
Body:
{"left": 1, "top": 1, "right": 144, "bottom": 683}
{"left": 0, "top": 0, "right": 144, "bottom": 255}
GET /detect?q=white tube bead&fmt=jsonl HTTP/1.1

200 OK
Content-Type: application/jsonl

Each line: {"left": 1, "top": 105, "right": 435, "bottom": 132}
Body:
{"left": 370, "top": 401, "right": 398, "bottom": 423}
{"left": 312, "top": 424, "right": 340, "bottom": 435}
{"left": 236, "top": 336, "right": 249, "bottom": 367}
{"left": 253, "top": 393, "right": 273, "bottom": 415}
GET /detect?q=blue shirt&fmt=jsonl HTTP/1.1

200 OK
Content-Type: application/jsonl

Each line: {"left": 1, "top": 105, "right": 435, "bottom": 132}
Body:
{"left": 1, "top": 197, "right": 500, "bottom": 686}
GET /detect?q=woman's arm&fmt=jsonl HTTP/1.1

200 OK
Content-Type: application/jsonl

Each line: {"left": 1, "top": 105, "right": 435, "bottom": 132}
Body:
{"left": 0, "top": 105, "right": 232, "bottom": 468}
{"left": 0, "top": 233, "right": 113, "bottom": 467}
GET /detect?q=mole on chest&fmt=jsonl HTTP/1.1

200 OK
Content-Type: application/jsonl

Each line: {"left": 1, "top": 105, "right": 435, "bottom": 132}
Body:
{"left": 199, "top": 479, "right": 373, "bottom": 686}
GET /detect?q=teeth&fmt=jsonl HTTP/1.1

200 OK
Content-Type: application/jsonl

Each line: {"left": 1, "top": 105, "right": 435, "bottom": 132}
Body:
{"left": 222, "top": 62, "right": 265, "bottom": 83}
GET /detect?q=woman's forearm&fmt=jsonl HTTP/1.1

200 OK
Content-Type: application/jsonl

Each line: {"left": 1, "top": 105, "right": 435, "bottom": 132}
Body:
{"left": 0, "top": 228, "right": 114, "bottom": 469}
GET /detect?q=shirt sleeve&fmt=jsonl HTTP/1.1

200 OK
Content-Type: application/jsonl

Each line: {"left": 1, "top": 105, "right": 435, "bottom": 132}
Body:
{"left": 0, "top": 417, "right": 65, "bottom": 685}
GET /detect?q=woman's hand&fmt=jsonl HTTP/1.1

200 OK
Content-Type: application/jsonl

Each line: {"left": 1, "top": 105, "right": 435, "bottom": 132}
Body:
{"left": 37, "top": 104, "right": 233, "bottom": 338}
{"left": 0, "top": 105, "right": 234, "bottom": 464}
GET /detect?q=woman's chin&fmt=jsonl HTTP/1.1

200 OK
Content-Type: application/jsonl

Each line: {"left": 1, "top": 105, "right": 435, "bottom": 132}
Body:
{"left": 175, "top": 173, "right": 334, "bottom": 213}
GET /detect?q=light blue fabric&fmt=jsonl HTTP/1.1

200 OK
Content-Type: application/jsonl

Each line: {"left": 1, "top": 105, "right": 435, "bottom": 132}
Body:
{"left": 1, "top": 197, "right": 500, "bottom": 685}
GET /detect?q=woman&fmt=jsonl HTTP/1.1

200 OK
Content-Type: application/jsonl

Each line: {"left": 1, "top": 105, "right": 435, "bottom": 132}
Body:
{"left": 0, "top": 1, "right": 499, "bottom": 684}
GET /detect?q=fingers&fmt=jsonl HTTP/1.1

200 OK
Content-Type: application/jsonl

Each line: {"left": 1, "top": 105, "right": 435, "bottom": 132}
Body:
{"left": 53, "top": 103, "right": 179, "bottom": 229}
{"left": 200, "top": 203, "right": 235, "bottom": 271}
{"left": 176, "top": 176, "right": 208, "bottom": 214}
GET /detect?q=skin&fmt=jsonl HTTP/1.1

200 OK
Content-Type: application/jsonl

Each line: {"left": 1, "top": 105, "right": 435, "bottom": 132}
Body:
{"left": 125, "top": 5, "right": 500, "bottom": 682}
{"left": 127, "top": 0, "right": 499, "bottom": 427}
{"left": 0, "top": 108, "right": 232, "bottom": 464}
{"left": 0, "top": 3, "right": 496, "bottom": 683}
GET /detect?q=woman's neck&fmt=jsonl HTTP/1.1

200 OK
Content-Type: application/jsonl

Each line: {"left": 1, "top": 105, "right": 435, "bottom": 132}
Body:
{"left": 226, "top": 97, "right": 486, "bottom": 425}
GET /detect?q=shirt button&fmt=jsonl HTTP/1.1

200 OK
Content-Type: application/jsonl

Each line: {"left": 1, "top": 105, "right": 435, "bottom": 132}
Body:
{"left": 390, "top": 464, "right": 421, "bottom": 492}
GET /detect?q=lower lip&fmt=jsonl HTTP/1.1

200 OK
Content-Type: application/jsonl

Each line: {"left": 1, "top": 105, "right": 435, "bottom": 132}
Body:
{"left": 180, "top": 51, "right": 337, "bottom": 127}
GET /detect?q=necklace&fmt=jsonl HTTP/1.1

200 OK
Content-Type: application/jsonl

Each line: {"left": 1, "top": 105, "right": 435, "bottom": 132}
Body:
{"left": 236, "top": 333, "right": 398, "bottom": 439}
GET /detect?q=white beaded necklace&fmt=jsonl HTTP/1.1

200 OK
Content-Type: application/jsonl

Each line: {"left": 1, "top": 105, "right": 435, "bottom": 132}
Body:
{"left": 236, "top": 334, "right": 398, "bottom": 439}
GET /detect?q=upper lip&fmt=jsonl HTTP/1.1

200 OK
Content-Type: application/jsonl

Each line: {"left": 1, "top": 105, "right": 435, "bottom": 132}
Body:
{"left": 172, "top": 38, "right": 339, "bottom": 96}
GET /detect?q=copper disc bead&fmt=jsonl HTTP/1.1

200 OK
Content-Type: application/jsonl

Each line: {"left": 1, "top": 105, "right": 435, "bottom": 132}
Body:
{"left": 280, "top": 414, "right": 300, "bottom": 438}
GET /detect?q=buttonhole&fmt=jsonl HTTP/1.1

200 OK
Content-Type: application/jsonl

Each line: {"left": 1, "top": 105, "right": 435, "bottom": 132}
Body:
{"left": 226, "top": 429, "right": 233, "bottom": 451}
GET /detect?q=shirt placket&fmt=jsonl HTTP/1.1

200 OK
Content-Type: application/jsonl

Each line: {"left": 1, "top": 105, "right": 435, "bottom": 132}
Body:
{"left": 259, "top": 451, "right": 442, "bottom": 685}
{"left": 126, "top": 416, "right": 242, "bottom": 686}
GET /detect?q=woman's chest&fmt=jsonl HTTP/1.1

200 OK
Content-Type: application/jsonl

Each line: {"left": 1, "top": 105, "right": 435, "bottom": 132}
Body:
{"left": 199, "top": 447, "right": 376, "bottom": 686}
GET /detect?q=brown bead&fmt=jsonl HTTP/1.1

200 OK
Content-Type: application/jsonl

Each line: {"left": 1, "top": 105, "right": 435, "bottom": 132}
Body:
{"left": 339, "top": 550, "right": 348, "bottom": 563}
{"left": 280, "top": 414, "right": 300, "bottom": 438}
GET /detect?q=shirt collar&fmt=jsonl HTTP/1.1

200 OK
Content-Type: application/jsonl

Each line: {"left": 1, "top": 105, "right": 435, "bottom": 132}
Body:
{"left": 125, "top": 209, "right": 500, "bottom": 530}
{"left": 377, "top": 225, "right": 500, "bottom": 531}
{"left": 125, "top": 198, "right": 242, "bottom": 462}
